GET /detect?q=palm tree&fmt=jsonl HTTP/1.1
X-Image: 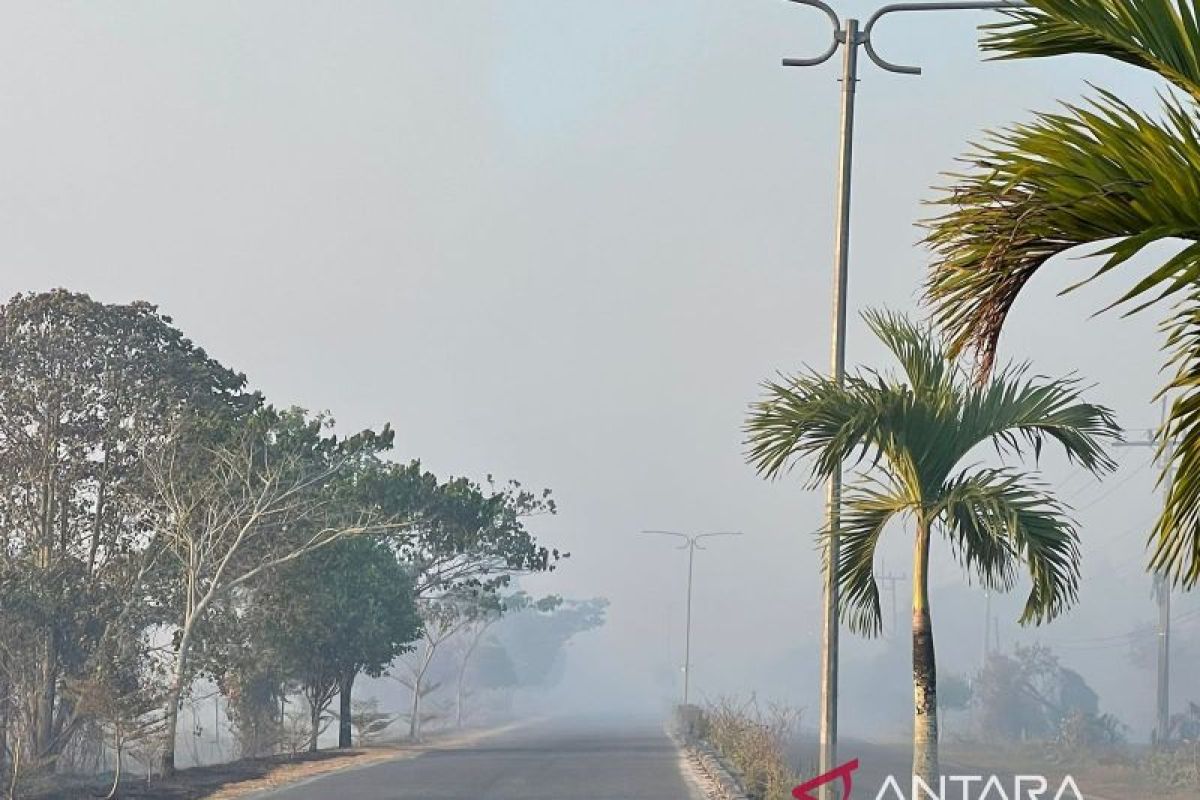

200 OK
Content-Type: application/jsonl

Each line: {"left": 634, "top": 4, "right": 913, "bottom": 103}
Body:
{"left": 745, "top": 310, "right": 1119, "bottom": 784}
{"left": 923, "top": 0, "right": 1200, "bottom": 585}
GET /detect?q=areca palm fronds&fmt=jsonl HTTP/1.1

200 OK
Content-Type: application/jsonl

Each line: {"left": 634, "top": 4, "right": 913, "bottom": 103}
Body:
{"left": 745, "top": 310, "right": 1118, "bottom": 782}
{"left": 924, "top": 0, "right": 1200, "bottom": 586}
{"left": 746, "top": 310, "right": 1117, "bottom": 635}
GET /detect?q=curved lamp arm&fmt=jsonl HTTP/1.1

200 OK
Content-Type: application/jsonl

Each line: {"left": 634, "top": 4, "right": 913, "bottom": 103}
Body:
{"left": 782, "top": 0, "right": 844, "bottom": 67}
{"left": 863, "top": 1, "right": 1027, "bottom": 75}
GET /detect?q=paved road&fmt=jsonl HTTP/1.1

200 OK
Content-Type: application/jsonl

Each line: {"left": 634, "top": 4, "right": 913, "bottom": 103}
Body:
{"left": 259, "top": 718, "right": 698, "bottom": 800}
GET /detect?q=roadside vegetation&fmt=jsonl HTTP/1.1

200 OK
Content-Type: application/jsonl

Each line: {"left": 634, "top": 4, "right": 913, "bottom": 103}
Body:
{"left": 0, "top": 289, "right": 606, "bottom": 798}
{"left": 692, "top": 698, "right": 803, "bottom": 800}
{"left": 930, "top": 643, "right": 1199, "bottom": 798}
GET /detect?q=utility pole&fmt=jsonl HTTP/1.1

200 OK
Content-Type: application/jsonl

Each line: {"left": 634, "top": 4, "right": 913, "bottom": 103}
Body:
{"left": 643, "top": 530, "right": 743, "bottom": 707}
{"left": 877, "top": 567, "right": 906, "bottom": 637}
{"left": 778, "top": 4, "right": 1025, "bottom": 792}
{"left": 1156, "top": 570, "right": 1171, "bottom": 744}
{"left": 982, "top": 590, "right": 992, "bottom": 668}
{"left": 1116, "top": 411, "right": 1175, "bottom": 745}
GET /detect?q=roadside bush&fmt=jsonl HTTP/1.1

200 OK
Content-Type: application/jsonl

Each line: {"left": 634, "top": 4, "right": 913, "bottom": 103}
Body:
{"left": 1047, "top": 710, "right": 1126, "bottom": 764}
{"left": 1139, "top": 742, "right": 1200, "bottom": 792}
{"left": 697, "top": 698, "right": 801, "bottom": 800}
{"left": 1167, "top": 701, "right": 1200, "bottom": 743}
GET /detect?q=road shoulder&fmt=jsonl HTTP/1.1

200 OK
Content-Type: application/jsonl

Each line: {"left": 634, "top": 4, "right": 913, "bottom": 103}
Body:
{"left": 215, "top": 720, "right": 533, "bottom": 800}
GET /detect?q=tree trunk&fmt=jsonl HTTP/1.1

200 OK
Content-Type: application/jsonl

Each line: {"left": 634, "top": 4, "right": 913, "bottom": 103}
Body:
{"left": 455, "top": 644, "right": 473, "bottom": 729}
{"left": 160, "top": 629, "right": 192, "bottom": 778}
{"left": 34, "top": 636, "right": 58, "bottom": 770}
{"left": 308, "top": 697, "right": 321, "bottom": 753}
{"left": 104, "top": 732, "right": 122, "bottom": 800}
{"left": 337, "top": 671, "right": 355, "bottom": 749}
{"left": 911, "top": 517, "right": 939, "bottom": 786}
{"left": 409, "top": 675, "right": 422, "bottom": 741}
{"left": 160, "top": 678, "right": 182, "bottom": 777}
{"left": 455, "top": 664, "right": 466, "bottom": 729}
{"left": 0, "top": 676, "right": 9, "bottom": 776}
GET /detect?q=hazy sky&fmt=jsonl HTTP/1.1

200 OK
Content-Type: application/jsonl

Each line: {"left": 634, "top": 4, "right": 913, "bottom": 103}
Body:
{"left": 1, "top": 1, "right": 1195, "bottom": 738}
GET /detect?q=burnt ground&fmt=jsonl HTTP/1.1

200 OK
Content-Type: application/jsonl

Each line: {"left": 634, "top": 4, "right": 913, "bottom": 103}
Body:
{"left": 21, "top": 747, "right": 385, "bottom": 799}
{"left": 18, "top": 723, "right": 536, "bottom": 799}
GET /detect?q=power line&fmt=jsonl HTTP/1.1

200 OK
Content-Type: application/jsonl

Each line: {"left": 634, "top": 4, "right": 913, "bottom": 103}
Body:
{"left": 1073, "top": 459, "right": 1151, "bottom": 512}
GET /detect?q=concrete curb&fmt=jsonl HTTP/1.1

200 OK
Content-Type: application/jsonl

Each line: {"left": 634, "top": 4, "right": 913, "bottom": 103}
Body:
{"left": 665, "top": 720, "right": 749, "bottom": 800}
{"left": 687, "top": 737, "right": 750, "bottom": 800}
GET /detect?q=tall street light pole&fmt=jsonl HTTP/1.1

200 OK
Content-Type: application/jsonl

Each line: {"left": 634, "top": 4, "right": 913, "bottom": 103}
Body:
{"left": 643, "top": 530, "right": 743, "bottom": 707}
{"left": 779, "top": 3, "right": 1025, "bottom": 794}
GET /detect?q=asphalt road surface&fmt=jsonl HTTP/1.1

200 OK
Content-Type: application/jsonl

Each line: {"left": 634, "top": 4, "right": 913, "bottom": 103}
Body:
{"left": 257, "top": 718, "right": 699, "bottom": 800}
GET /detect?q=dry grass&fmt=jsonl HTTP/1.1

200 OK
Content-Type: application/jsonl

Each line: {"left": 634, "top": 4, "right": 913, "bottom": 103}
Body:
{"left": 696, "top": 698, "right": 802, "bottom": 800}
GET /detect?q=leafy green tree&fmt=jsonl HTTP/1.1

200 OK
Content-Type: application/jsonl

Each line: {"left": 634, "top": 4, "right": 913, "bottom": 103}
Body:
{"left": 922, "top": 0, "right": 1200, "bottom": 585}
{"left": 745, "top": 311, "right": 1118, "bottom": 783}
{"left": 217, "top": 638, "right": 288, "bottom": 759}
{"left": 451, "top": 592, "right": 560, "bottom": 727}
{"left": 0, "top": 288, "right": 566, "bottom": 777}
{"left": 348, "top": 698, "right": 397, "bottom": 747}
{"left": 937, "top": 673, "right": 972, "bottom": 715}
{"left": 360, "top": 464, "right": 562, "bottom": 739}
{"left": 491, "top": 596, "right": 608, "bottom": 689}
{"left": 394, "top": 594, "right": 481, "bottom": 742}
{"left": 469, "top": 642, "right": 519, "bottom": 692}
{"left": 146, "top": 408, "right": 403, "bottom": 775}
{"left": 252, "top": 537, "right": 420, "bottom": 751}
{"left": 975, "top": 644, "right": 1107, "bottom": 745}
{"left": 389, "top": 470, "right": 562, "bottom": 598}
{"left": 0, "top": 289, "right": 254, "bottom": 770}
{"left": 936, "top": 673, "right": 972, "bottom": 737}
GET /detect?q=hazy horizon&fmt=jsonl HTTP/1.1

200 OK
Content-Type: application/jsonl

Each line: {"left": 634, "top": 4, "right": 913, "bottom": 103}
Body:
{"left": 0, "top": 0, "right": 1194, "bottom": 744}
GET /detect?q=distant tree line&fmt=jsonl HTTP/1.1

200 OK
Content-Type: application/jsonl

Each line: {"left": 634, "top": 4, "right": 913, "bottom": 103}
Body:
{"left": 0, "top": 289, "right": 597, "bottom": 791}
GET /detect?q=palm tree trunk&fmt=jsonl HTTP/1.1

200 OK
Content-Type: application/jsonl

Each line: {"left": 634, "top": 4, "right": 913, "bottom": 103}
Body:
{"left": 911, "top": 516, "right": 939, "bottom": 786}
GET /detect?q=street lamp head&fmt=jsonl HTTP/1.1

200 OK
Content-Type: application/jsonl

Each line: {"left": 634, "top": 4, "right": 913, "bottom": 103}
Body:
{"left": 641, "top": 529, "right": 689, "bottom": 539}
{"left": 862, "top": 2, "right": 1027, "bottom": 75}
{"left": 641, "top": 530, "right": 745, "bottom": 545}
{"left": 781, "top": 0, "right": 1028, "bottom": 75}
{"left": 782, "top": 0, "right": 843, "bottom": 67}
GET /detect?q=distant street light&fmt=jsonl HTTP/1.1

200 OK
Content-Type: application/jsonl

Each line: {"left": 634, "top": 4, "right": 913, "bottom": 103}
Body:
{"left": 642, "top": 530, "right": 743, "bottom": 707}
{"left": 778, "top": 2, "right": 1026, "bottom": 794}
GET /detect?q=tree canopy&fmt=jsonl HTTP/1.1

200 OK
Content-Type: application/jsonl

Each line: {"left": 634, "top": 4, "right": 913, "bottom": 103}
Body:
{"left": 0, "top": 290, "right": 564, "bottom": 783}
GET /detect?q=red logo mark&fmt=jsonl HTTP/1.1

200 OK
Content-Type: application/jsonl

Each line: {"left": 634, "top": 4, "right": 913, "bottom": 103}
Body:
{"left": 792, "top": 759, "right": 860, "bottom": 800}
